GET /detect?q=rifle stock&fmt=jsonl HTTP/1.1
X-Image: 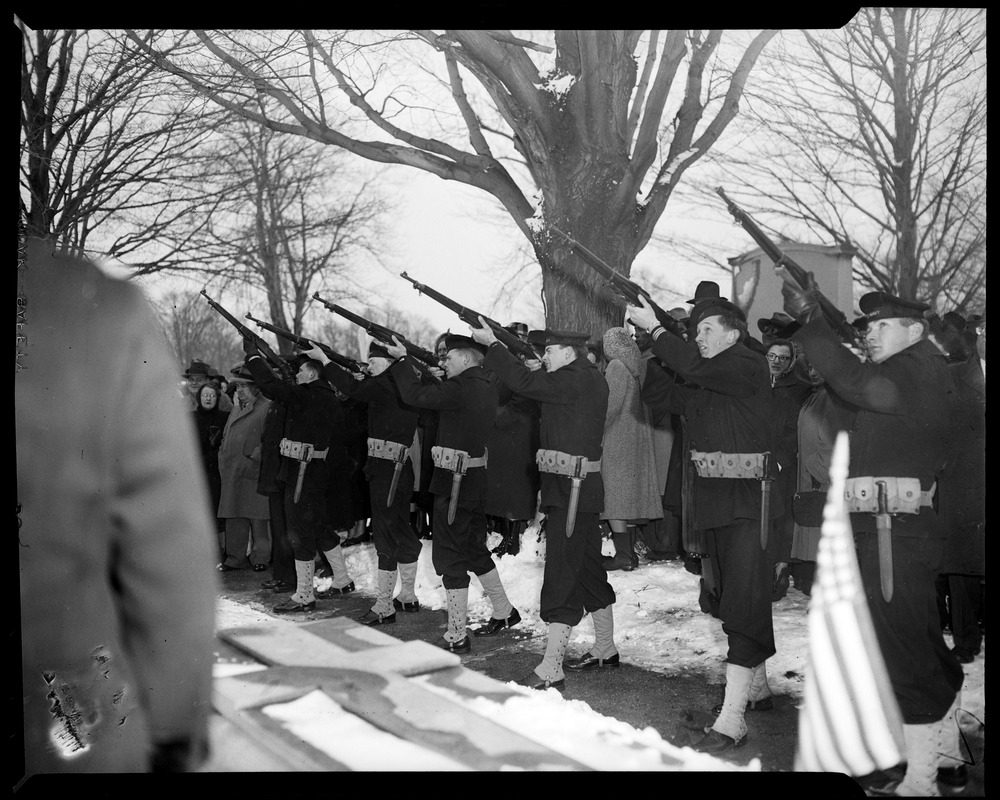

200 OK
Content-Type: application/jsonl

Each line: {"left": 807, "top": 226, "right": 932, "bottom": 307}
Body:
{"left": 715, "top": 187, "right": 865, "bottom": 348}
{"left": 200, "top": 290, "right": 294, "bottom": 380}
{"left": 312, "top": 294, "right": 441, "bottom": 380}
{"left": 548, "top": 227, "right": 686, "bottom": 339}
{"left": 399, "top": 272, "right": 538, "bottom": 361}
{"left": 244, "top": 314, "right": 364, "bottom": 374}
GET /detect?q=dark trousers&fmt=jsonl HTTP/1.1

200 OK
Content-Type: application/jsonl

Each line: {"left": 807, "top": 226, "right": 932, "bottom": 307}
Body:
{"left": 857, "top": 533, "right": 964, "bottom": 723}
{"left": 540, "top": 507, "right": 616, "bottom": 627}
{"left": 369, "top": 463, "right": 421, "bottom": 570}
{"left": 703, "top": 519, "right": 776, "bottom": 668}
{"left": 947, "top": 573, "right": 983, "bottom": 655}
{"left": 267, "top": 491, "right": 295, "bottom": 585}
{"left": 282, "top": 483, "right": 342, "bottom": 561}
{"left": 430, "top": 495, "right": 494, "bottom": 589}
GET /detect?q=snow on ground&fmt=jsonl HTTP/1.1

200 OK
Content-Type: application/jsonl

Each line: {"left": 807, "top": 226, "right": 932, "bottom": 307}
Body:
{"left": 215, "top": 531, "right": 984, "bottom": 770}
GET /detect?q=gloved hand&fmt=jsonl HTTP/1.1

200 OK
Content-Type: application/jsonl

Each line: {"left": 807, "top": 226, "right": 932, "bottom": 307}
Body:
{"left": 781, "top": 273, "right": 823, "bottom": 324}
{"left": 242, "top": 335, "right": 258, "bottom": 357}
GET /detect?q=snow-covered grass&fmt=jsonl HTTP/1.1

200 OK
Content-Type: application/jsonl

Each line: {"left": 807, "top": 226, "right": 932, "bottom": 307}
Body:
{"left": 215, "top": 530, "right": 984, "bottom": 772}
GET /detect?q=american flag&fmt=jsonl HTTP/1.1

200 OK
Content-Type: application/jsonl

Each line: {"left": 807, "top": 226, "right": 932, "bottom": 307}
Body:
{"left": 794, "top": 431, "right": 906, "bottom": 775}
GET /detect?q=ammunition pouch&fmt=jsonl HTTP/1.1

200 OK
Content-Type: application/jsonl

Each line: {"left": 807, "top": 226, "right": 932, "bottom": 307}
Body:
{"left": 431, "top": 445, "right": 487, "bottom": 474}
{"left": 690, "top": 450, "right": 770, "bottom": 480}
{"left": 843, "top": 477, "right": 934, "bottom": 515}
{"left": 367, "top": 437, "right": 409, "bottom": 464}
{"left": 535, "top": 449, "right": 602, "bottom": 478}
{"left": 279, "top": 438, "right": 328, "bottom": 463}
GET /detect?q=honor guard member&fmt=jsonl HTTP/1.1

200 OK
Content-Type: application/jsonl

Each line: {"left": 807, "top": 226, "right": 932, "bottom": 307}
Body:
{"left": 472, "top": 324, "right": 617, "bottom": 692}
{"left": 628, "top": 295, "right": 779, "bottom": 754}
{"left": 302, "top": 340, "right": 423, "bottom": 625}
{"left": 244, "top": 344, "right": 357, "bottom": 613}
{"left": 385, "top": 333, "right": 519, "bottom": 653}
{"left": 783, "top": 285, "right": 965, "bottom": 797}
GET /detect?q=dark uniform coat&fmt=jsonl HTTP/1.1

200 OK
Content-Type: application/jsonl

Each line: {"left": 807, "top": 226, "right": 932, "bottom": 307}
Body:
{"left": 483, "top": 346, "right": 608, "bottom": 513}
{"left": 794, "top": 318, "right": 963, "bottom": 723}
{"left": 390, "top": 358, "right": 496, "bottom": 510}
{"left": 18, "top": 241, "right": 218, "bottom": 773}
{"left": 324, "top": 364, "right": 420, "bottom": 476}
{"left": 641, "top": 334, "right": 779, "bottom": 529}
{"left": 484, "top": 342, "right": 615, "bottom": 626}
{"left": 484, "top": 382, "right": 540, "bottom": 521}
{"left": 939, "top": 355, "right": 985, "bottom": 575}
{"left": 246, "top": 357, "right": 352, "bottom": 495}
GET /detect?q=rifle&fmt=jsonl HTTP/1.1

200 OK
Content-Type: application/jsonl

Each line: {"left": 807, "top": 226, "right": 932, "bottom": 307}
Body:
{"left": 399, "top": 272, "right": 539, "bottom": 362}
{"left": 200, "top": 290, "right": 295, "bottom": 381}
{"left": 548, "top": 227, "right": 687, "bottom": 339}
{"left": 715, "top": 187, "right": 866, "bottom": 349}
{"left": 244, "top": 313, "right": 365, "bottom": 375}
{"left": 312, "top": 294, "right": 441, "bottom": 380}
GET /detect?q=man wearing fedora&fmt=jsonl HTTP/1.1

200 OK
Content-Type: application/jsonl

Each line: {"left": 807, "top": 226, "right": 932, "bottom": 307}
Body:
{"left": 629, "top": 293, "right": 779, "bottom": 755}
{"left": 386, "top": 333, "right": 519, "bottom": 654}
{"left": 474, "top": 324, "right": 617, "bottom": 692}
{"left": 784, "top": 283, "right": 965, "bottom": 796}
{"left": 182, "top": 359, "right": 232, "bottom": 413}
{"left": 217, "top": 363, "right": 272, "bottom": 572}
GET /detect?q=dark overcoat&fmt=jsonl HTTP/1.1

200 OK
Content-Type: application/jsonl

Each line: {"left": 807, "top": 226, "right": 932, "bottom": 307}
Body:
{"left": 483, "top": 344, "right": 608, "bottom": 514}
{"left": 642, "top": 334, "right": 779, "bottom": 530}
{"left": 245, "top": 357, "right": 353, "bottom": 496}
{"left": 390, "top": 357, "right": 496, "bottom": 510}
{"left": 938, "top": 355, "right": 985, "bottom": 575}
{"left": 483, "top": 382, "right": 540, "bottom": 520}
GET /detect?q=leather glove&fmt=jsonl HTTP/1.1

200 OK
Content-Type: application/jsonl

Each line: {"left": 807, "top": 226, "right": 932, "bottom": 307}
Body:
{"left": 781, "top": 273, "right": 823, "bottom": 324}
{"left": 242, "top": 335, "right": 258, "bottom": 357}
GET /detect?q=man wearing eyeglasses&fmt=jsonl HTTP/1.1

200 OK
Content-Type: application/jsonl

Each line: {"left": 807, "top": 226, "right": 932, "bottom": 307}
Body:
{"left": 763, "top": 339, "right": 812, "bottom": 603}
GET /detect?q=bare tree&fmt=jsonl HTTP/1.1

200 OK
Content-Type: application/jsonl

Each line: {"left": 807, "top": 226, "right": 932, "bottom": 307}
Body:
{"left": 710, "top": 9, "right": 986, "bottom": 313}
{"left": 153, "top": 289, "right": 245, "bottom": 375}
{"left": 124, "top": 29, "right": 778, "bottom": 337}
{"left": 19, "top": 22, "right": 231, "bottom": 272}
{"left": 185, "top": 118, "right": 389, "bottom": 342}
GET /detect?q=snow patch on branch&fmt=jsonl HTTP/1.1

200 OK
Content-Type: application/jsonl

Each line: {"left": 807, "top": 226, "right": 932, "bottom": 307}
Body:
{"left": 637, "top": 148, "right": 700, "bottom": 207}
{"left": 540, "top": 72, "right": 576, "bottom": 99}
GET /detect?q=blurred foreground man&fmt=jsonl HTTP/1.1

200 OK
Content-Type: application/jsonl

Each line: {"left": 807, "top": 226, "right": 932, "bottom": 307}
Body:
{"left": 474, "top": 324, "right": 616, "bottom": 691}
{"left": 17, "top": 238, "right": 218, "bottom": 775}
{"left": 784, "top": 284, "right": 965, "bottom": 797}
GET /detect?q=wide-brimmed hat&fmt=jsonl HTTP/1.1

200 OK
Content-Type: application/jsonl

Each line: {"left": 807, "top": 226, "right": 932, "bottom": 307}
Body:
{"left": 757, "top": 311, "right": 801, "bottom": 338}
{"left": 686, "top": 281, "right": 727, "bottom": 305}
{"left": 183, "top": 359, "right": 211, "bottom": 377}
{"left": 229, "top": 362, "right": 255, "bottom": 384}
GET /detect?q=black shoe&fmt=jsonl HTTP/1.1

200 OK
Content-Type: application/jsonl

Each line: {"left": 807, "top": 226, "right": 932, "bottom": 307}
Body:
{"left": 358, "top": 610, "right": 396, "bottom": 626}
{"left": 316, "top": 581, "right": 356, "bottom": 598}
{"left": 602, "top": 554, "right": 635, "bottom": 572}
{"left": 938, "top": 764, "right": 968, "bottom": 794}
{"left": 951, "top": 646, "right": 975, "bottom": 664}
{"left": 564, "top": 652, "right": 621, "bottom": 672}
{"left": 771, "top": 567, "right": 790, "bottom": 602}
{"left": 271, "top": 581, "right": 296, "bottom": 593}
{"left": 393, "top": 598, "right": 420, "bottom": 613}
{"left": 273, "top": 598, "right": 316, "bottom": 614}
{"left": 438, "top": 636, "right": 471, "bottom": 653}
{"left": 473, "top": 608, "right": 521, "bottom": 637}
{"left": 711, "top": 695, "right": 775, "bottom": 716}
{"left": 516, "top": 672, "right": 565, "bottom": 692}
{"left": 216, "top": 562, "right": 239, "bottom": 572}
{"left": 690, "top": 728, "right": 747, "bottom": 755}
